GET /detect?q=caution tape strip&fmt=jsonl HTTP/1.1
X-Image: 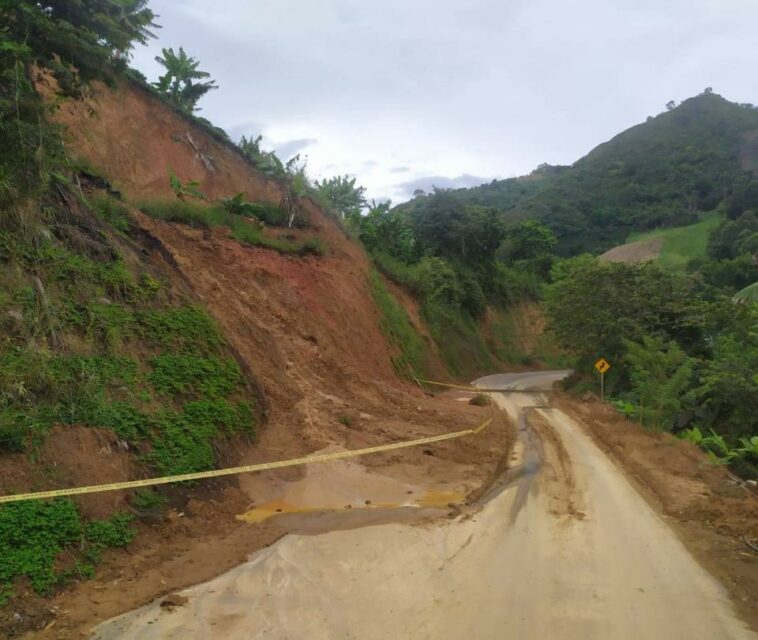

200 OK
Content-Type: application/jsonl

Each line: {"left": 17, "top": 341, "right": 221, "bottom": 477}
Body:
{"left": 416, "top": 379, "right": 514, "bottom": 393}
{"left": 0, "top": 418, "right": 493, "bottom": 505}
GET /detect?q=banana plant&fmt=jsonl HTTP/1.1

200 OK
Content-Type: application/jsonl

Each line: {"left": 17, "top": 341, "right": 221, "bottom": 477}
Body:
{"left": 737, "top": 436, "right": 758, "bottom": 461}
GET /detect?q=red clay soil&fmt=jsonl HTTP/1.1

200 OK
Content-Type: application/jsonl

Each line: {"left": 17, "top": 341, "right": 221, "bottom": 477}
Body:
{"left": 1, "top": 81, "right": 515, "bottom": 639}
{"left": 556, "top": 394, "right": 758, "bottom": 628}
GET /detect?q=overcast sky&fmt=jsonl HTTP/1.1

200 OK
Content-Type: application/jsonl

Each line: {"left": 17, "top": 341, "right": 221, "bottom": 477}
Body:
{"left": 131, "top": 0, "right": 758, "bottom": 203}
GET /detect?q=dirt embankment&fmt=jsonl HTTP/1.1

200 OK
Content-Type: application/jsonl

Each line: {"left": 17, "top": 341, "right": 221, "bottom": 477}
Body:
{"left": 599, "top": 236, "right": 663, "bottom": 263}
{"left": 556, "top": 394, "right": 758, "bottom": 627}
{"left": 5, "top": 80, "right": 517, "bottom": 638}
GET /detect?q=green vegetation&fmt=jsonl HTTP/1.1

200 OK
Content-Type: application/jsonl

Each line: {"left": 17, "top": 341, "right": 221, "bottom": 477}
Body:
{"left": 430, "top": 92, "right": 758, "bottom": 255}
{"left": 544, "top": 259, "right": 758, "bottom": 476}
{"left": 148, "top": 355, "right": 242, "bottom": 397}
{"left": 149, "top": 399, "right": 253, "bottom": 475}
{"left": 680, "top": 428, "right": 758, "bottom": 476}
{"left": 0, "top": 500, "right": 134, "bottom": 601}
{"left": 351, "top": 190, "right": 551, "bottom": 373}
{"left": 368, "top": 269, "right": 427, "bottom": 376}
{"left": 153, "top": 46, "right": 218, "bottom": 114}
{"left": 0, "top": 203, "right": 259, "bottom": 602}
{"left": 314, "top": 175, "right": 367, "bottom": 221}
{"left": 130, "top": 488, "right": 167, "bottom": 512}
{"left": 626, "top": 213, "right": 724, "bottom": 269}
{"left": 139, "top": 199, "right": 325, "bottom": 255}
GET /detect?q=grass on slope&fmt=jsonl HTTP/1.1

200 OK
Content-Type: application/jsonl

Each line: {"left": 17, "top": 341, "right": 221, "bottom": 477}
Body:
{"left": 139, "top": 201, "right": 325, "bottom": 256}
{"left": 368, "top": 269, "right": 427, "bottom": 377}
{"left": 626, "top": 213, "right": 724, "bottom": 269}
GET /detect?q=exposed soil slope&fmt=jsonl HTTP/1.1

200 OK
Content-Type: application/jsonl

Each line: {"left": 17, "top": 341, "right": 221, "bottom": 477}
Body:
{"left": 599, "top": 237, "right": 663, "bottom": 263}
{"left": 4, "top": 80, "right": 517, "bottom": 638}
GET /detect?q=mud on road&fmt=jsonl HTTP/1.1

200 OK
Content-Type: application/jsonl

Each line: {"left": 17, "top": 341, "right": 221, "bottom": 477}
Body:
{"left": 86, "top": 372, "right": 758, "bottom": 640}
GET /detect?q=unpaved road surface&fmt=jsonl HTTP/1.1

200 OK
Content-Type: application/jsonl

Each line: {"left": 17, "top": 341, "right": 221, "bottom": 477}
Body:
{"left": 90, "top": 372, "right": 756, "bottom": 640}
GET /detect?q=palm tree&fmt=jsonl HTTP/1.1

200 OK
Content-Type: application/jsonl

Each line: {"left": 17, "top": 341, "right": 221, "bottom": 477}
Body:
{"left": 153, "top": 47, "right": 217, "bottom": 113}
{"left": 733, "top": 281, "right": 758, "bottom": 304}
{"left": 113, "top": 0, "right": 160, "bottom": 58}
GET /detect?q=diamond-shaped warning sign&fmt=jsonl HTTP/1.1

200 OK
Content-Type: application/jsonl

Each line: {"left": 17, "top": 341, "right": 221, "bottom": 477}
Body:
{"left": 594, "top": 358, "right": 611, "bottom": 374}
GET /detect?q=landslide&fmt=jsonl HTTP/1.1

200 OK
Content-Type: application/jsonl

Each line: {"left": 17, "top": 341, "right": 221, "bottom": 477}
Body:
{"left": 0, "top": 80, "right": 514, "bottom": 637}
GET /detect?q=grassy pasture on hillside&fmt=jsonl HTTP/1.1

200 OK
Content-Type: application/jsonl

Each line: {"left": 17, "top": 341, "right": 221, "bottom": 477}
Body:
{"left": 626, "top": 213, "right": 724, "bottom": 269}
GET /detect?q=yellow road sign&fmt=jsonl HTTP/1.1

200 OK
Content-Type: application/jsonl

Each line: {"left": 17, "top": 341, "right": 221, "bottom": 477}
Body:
{"left": 594, "top": 358, "right": 611, "bottom": 374}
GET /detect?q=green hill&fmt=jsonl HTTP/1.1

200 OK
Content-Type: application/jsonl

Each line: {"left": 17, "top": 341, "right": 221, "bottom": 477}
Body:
{"left": 406, "top": 92, "right": 758, "bottom": 256}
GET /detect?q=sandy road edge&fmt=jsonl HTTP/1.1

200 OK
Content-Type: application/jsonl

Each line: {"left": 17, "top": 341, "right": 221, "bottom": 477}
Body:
{"left": 553, "top": 393, "right": 758, "bottom": 632}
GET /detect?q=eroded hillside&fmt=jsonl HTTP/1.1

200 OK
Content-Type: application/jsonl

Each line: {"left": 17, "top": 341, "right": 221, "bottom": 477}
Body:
{"left": 0, "top": 77, "right": 514, "bottom": 637}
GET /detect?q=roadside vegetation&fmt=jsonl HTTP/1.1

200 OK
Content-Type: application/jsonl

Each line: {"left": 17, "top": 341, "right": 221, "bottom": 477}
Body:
{"left": 544, "top": 257, "right": 757, "bottom": 478}
{"left": 0, "top": 0, "right": 264, "bottom": 607}
{"left": 348, "top": 192, "right": 550, "bottom": 375}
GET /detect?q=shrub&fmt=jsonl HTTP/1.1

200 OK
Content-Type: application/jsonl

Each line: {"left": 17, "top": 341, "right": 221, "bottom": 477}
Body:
{"left": 130, "top": 489, "right": 167, "bottom": 512}
{"left": 469, "top": 394, "right": 490, "bottom": 406}
{"left": 139, "top": 200, "right": 321, "bottom": 255}
{"left": 337, "top": 414, "right": 354, "bottom": 427}
{"left": 96, "top": 402, "right": 150, "bottom": 442}
{"left": 137, "top": 306, "right": 223, "bottom": 352}
{"left": 92, "top": 195, "right": 131, "bottom": 233}
{"left": 148, "top": 400, "right": 254, "bottom": 475}
{"left": 0, "top": 501, "right": 131, "bottom": 598}
{"left": 297, "top": 237, "right": 326, "bottom": 256}
{"left": 0, "top": 499, "right": 82, "bottom": 597}
{"left": 83, "top": 512, "right": 135, "bottom": 562}
{"left": 148, "top": 354, "right": 242, "bottom": 397}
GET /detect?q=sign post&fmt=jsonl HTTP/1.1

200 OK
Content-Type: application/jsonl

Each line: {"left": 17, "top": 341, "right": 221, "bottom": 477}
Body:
{"left": 594, "top": 358, "right": 611, "bottom": 402}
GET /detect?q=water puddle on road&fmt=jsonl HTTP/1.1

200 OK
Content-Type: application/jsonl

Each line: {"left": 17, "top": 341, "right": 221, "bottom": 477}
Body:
{"left": 236, "top": 489, "right": 464, "bottom": 524}
{"left": 236, "top": 450, "right": 466, "bottom": 525}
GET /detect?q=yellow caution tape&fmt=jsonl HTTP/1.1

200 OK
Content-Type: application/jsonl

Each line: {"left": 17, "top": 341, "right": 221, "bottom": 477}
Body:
{"left": 416, "top": 379, "right": 514, "bottom": 393}
{"left": 0, "top": 418, "right": 493, "bottom": 505}
{"left": 417, "top": 379, "right": 482, "bottom": 392}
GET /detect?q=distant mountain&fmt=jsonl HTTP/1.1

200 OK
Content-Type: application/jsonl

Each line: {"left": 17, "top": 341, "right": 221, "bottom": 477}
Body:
{"left": 404, "top": 92, "right": 758, "bottom": 255}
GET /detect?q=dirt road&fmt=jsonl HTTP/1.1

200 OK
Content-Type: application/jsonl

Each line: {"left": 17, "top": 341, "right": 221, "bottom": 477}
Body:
{"left": 89, "top": 372, "right": 756, "bottom": 639}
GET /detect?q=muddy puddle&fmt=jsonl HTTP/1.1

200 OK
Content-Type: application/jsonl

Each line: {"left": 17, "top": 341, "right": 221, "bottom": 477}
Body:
{"left": 237, "top": 488, "right": 464, "bottom": 524}
{"left": 235, "top": 417, "right": 536, "bottom": 534}
{"left": 237, "top": 451, "right": 465, "bottom": 529}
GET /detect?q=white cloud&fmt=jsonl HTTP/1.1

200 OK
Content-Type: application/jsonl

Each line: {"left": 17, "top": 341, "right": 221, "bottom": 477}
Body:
{"left": 132, "top": 0, "right": 758, "bottom": 202}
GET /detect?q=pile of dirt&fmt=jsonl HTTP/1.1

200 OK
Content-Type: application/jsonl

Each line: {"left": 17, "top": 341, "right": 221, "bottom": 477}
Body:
{"left": 557, "top": 394, "right": 758, "bottom": 626}
{"left": 599, "top": 236, "right": 663, "bottom": 263}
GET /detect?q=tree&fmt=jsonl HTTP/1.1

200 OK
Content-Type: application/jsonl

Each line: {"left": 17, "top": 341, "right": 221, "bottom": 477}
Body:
{"left": 693, "top": 317, "right": 758, "bottom": 440}
{"left": 358, "top": 203, "right": 418, "bottom": 263}
{"left": 500, "top": 220, "right": 557, "bottom": 262}
{"left": 624, "top": 336, "right": 693, "bottom": 430}
{"left": 0, "top": 1, "right": 158, "bottom": 210}
{"left": 238, "top": 135, "right": 284, "bottom": 176}
{"left": 543, "top": 262, "right": 697, "bottom": 362}
{"left": 411, "top": 190, "right": 503, "bottom": 265}
{"left": 153, "top": 47, "right": 217, "bottom": 113}
{"left": 666, "top": 100, "right": 677, "bottom": 111}
{"left": 1, "top": 1, "right": 158, "bottom": 80}
{"left": 314, "top": 175, "right": 367, "bottom": 221}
